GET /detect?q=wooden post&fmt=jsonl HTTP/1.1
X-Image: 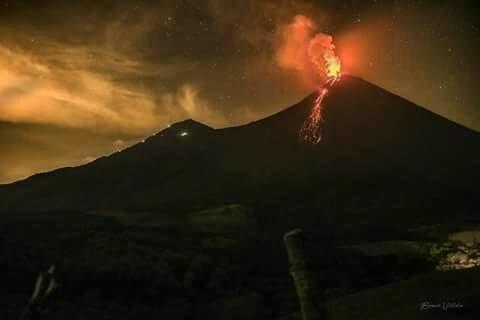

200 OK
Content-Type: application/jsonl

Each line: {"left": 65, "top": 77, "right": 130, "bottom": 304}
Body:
{"left": 284, "top": 228, "right": 326, "bottom": 320}
{"left": 19, "top": 265, "right": 58, "bottom": 320}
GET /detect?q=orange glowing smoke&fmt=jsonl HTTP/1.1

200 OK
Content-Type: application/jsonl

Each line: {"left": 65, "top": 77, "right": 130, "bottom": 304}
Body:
{"left": 308, "top": 34, "right": 341, "bottom": 80}
{"left": 276, "top": 15, "right": 341, "bottom": 86}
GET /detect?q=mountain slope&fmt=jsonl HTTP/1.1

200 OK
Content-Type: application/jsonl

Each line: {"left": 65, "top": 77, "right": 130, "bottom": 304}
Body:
{"left": 1, "top": 76, "right": 479, "bottom": 223}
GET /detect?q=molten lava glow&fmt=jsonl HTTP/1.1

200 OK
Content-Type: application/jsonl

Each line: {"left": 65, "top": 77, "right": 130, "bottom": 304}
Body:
{"left": 308, "top": 33, "right": 342, "bottom": 81}
{"left": 299, "top": 77, "right": 340, "bottom": 144}
{"left": 299, "top": 87, "right": 328, "bottom": 144}
{"left": 324, "top": 54, "right": 341, "bottom": 79}
{"left": 276, "top": 15, "right": 342, "bottom": 86}
{"left": 275, "top": 15, "right": 341, "bottom": 144}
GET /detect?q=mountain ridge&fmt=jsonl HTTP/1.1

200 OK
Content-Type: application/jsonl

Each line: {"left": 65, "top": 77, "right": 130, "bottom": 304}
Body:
{"left": 1, "top": 76, "right": 479, "bottom": 215}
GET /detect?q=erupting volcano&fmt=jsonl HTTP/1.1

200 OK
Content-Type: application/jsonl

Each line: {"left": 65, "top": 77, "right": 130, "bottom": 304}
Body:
{"left": 275, "top": 14, "right": 342, "bottom": 144}
{"left": 299, "top": 33, "right": 342, "bottom": 144}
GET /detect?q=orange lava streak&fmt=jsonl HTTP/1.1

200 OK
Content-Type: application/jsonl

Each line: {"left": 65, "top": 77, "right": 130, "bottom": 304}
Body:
{"left": 299, "top": 87, "right": 328, "bottom": 144}
{"left": 300, "top": 77, "right": 340, "bottom": 144}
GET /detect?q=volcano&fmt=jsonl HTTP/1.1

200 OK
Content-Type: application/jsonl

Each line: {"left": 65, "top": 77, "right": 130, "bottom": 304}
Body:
{"left": 1, "top": 76, "right": 479, "bottom": 231}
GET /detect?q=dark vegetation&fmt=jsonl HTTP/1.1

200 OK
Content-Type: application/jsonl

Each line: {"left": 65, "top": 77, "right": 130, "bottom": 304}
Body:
{"left": 0, "top": 208, "right": 450, "bottom": 319}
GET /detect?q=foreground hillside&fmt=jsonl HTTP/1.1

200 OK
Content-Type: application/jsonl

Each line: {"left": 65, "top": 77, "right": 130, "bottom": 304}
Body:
{"left": 327, "top": 266, "right": 480, "bottom": 319}
{"left": 2, "top": 209, "right": 480, "bottom": 319}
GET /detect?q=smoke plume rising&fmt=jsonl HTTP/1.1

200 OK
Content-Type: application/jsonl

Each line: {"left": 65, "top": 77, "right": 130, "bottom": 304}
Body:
{"left": 276, "top": 14, "right": 341, "bottom": 87}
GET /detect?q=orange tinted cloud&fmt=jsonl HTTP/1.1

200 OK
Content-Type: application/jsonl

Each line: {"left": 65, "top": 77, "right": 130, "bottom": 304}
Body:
{"left": 275, "top": 15, "right": 340, "bottom": 88}
{"left": 0, "top": 42, "right": 228, "bottom": 135}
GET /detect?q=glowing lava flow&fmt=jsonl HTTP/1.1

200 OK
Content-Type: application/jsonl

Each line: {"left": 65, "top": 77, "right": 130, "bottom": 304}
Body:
{"left": 300, "top": 75, "right": 341, "bottom": 144}
{"left": 300, "top": 44, "right": 341, "bottom": 144}
{"left": 299, "top": 87, "right": 328, "bottom": 144}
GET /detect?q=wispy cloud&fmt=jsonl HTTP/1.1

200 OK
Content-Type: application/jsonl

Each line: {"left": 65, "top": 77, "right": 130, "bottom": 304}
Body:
{"left": 0, "top": 37, "right": 227, "bottom": 135}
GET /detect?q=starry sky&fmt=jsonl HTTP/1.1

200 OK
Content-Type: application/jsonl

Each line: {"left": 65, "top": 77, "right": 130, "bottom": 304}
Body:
{"left": 0, "top": 0, "right": 478, "bottom": 183}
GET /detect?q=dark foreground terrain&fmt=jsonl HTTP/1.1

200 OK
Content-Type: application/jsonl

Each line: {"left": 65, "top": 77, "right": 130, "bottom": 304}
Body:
{"left": 1, "top": 76, "right": 480, "bottom": 319}
{"left": 2, "top": 209, "right": 480, "bottom": 319}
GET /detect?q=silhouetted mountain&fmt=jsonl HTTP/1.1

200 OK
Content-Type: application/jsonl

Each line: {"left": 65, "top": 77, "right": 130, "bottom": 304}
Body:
{"left": 3, "top": 76, "right": 480, "bottom": 320}
{"left": 1, "top": 76, "right": 479, "bottom": 232}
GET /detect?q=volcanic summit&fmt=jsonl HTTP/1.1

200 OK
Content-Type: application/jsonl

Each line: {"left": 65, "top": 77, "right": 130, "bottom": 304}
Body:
{"left": 0, "top": 76, "right": 479, "bottom": 230}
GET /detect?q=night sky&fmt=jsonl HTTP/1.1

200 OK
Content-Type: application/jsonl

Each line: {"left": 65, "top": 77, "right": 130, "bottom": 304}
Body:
{"left": 0, "top": 0, "right": 478, "bottom": 183}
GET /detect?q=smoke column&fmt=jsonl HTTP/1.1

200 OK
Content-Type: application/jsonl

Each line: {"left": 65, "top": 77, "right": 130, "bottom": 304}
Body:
{"left": 276, "top": 15, "right": 341, "bottom": 87}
